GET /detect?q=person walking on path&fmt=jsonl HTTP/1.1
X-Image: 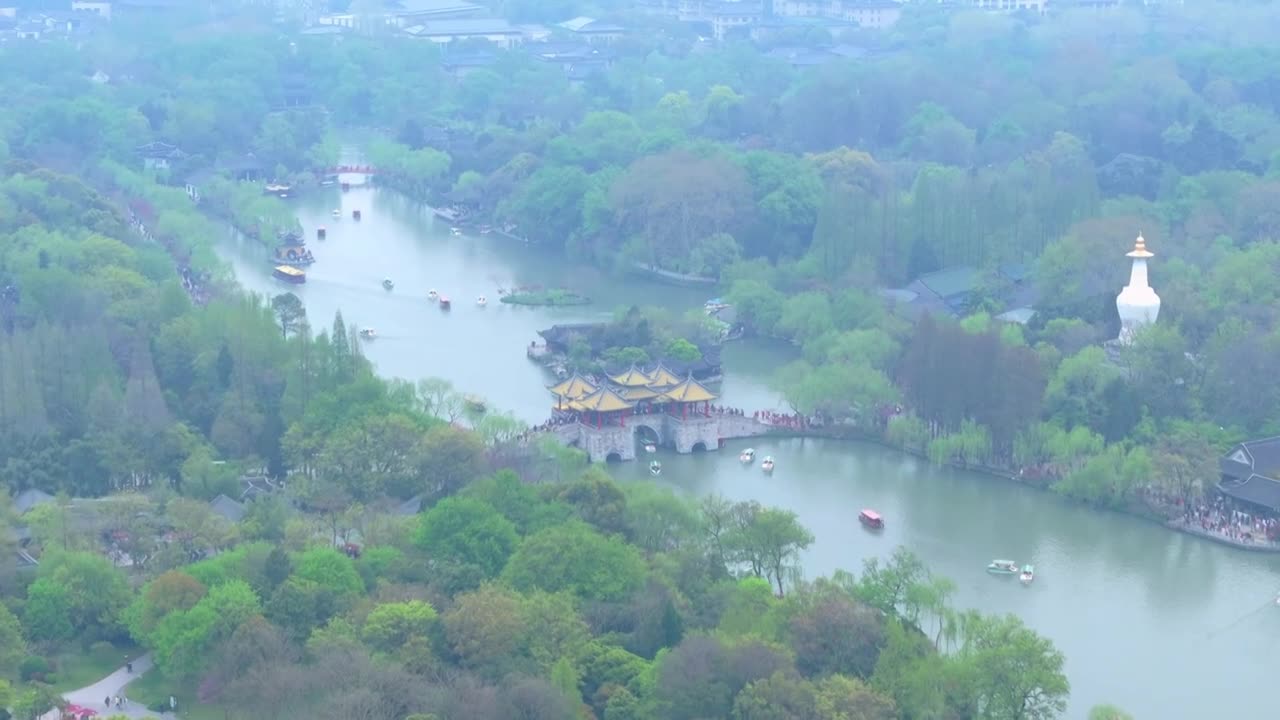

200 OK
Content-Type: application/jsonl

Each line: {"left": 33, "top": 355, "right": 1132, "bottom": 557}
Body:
{"left": 43, "top": 652, "right": 172, "bottom": 720}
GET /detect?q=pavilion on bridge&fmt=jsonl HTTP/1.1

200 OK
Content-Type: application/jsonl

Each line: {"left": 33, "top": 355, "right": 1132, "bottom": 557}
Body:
{"left": 547, "top": 364, "right": 719, "bottom": 428}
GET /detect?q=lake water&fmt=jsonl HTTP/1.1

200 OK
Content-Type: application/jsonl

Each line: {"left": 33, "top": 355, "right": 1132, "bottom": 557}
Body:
{"left": 218, "top": 183, "right": 1277, "bottom": 719}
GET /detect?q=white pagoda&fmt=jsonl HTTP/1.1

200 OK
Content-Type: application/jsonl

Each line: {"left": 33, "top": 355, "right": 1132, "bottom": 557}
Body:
{"left": 1115, "top": 233, "right": 1160, "bottom": 344}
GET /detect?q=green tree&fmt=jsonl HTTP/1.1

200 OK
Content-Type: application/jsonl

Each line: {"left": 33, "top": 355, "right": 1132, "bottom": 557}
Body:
{"left": 954, "top": 613, "right": 1069, "bottom": 720}
{"left": 361, "top": 600, "right": 438, "bottom": 653}
{"left": 151, "top": 580, "right": 262, "bottom": 678}
{"left": 414, "top": 496, "right": 518, "bottom": 579}
{"left": 503, "top": 521, "right": 646, "bottom": 602}
{"left": 0, "top": 602, "right": 26, "bottom": 677}
{"left": 292, "top": 547, "right": 364, "bottom": 598}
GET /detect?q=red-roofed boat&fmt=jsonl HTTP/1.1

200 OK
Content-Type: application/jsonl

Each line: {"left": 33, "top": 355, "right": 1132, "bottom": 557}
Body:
{"left": 858, "top": 509, "right": 883, "bottom": 530}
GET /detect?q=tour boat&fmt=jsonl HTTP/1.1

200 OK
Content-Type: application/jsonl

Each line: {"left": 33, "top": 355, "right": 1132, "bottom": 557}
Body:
{"left": 644, "top": 443, "right": 657, "bottom": 453}
{"left": 476, "top": 296, "right": 487, "bottom": 306}
{"left": 331, "top": 209, "right": 341, "bottom": 217}
{"left": 858, "top": 509, "right": 884, "bottom": 530}
{"left": 427, "top": 289, "right": 438, "bottom": 301}
{"left": 316, "top": 226, "right": 326, "bottom": 239}
{"left": 987, "top": 559, "right": 1020, "bottom": 575}
{"left": 358, "top": 328, "right": 376, "bottom": 340}
{"left": 760, "top": 456, "right": 775, "bottom": 473}
{"left": 382, "top": 279, "right": 394, "bottom": 291}
{"left": 740, "top": 448, "right": 755, "bottom": 463}
{"left": 272, "top": 265, "right": 306, "bottom": 284}
{"left": 352, "top": 209, "right": 362, "bottom": 220}
{"left": 649, "top": 460, "right": 662, "bottom": 476}
{"left": 1019, "top": 564, "right": 1035, "bottom": 585}
{"left": 439, "top": 296, "right": 452, "bottom": 310}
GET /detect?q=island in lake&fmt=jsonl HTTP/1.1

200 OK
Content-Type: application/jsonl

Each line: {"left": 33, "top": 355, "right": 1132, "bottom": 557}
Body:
{"left": 498, "top": 286, "right": 591, "bottom": 306}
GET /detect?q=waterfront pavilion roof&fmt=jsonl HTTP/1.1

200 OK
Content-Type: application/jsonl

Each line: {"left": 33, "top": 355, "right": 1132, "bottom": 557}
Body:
{"left": 645, "top": 363, "right": 683, "bottom": 388}
{"left": 621, "top": 385, "right": 664, "bottom": 401}
{"left": 548, "top": 373, "right": 596, "bottom": 399}
{"left": 660, "top": 375, "right": 718, "bottom": 404}
{"left": 609, "top": 364, "right": 653, "bottom": 387}
{"left": 569, "top": 386, "right": 635, "bottom": 413}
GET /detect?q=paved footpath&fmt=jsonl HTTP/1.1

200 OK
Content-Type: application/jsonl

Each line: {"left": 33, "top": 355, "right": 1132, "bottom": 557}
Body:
{"left": 43, "top": 653, "right": 176, "bottom": 720}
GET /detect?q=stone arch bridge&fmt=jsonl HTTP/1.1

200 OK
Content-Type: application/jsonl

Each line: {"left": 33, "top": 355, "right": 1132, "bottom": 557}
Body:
{"left": 550, "top": 413, "right": 768, "bottom": 463}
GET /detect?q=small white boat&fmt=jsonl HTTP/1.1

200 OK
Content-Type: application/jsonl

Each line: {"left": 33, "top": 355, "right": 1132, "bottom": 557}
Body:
{"left": 358, "top": 328, "right": 376, "bottom": 340}
{"left": 649, "top": 460, "right": 662, "bottom": 476}
{"left": 739, "top": 448, "right": 755, "bottom": 463}
{"left": 1019, "top": 564, "right": 1035, "bottom": 585}
{"left": 476, "top": 296, "right": 487, "bottom": 306}
{"left": 644, "top": 443, "right": 657, "bottom": 453}
{"left": 450, "top": 227, "right": 463, "bottom": 236}
{"left": 987, "top": 559, "right": 1020, "bottom": 575}
{"left": 427, "top": 289, "right": 438, "bottom": 301}
{"left": 760, "top": 456, "right": 774, "bottom": 473}
{"left": 331, "top": 209, "right": 341, "bottom": 217}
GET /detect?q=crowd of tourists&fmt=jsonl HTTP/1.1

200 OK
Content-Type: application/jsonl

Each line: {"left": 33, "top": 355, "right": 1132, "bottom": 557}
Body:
{"left": 1170, "top": 494, "right": 1280, "bottom": 547}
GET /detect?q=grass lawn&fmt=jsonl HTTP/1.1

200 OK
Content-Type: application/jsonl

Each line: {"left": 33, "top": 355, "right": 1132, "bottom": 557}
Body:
{"left": 50, "top": 641, "right": 140, "bottom": 693}
{"left": 128, "top": 668, "right": 228, "bottom": 720}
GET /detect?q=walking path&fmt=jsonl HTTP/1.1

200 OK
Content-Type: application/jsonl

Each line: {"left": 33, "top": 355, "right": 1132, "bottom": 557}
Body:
{"left": 44, "top": 653, "right": 174, "bottom": 720}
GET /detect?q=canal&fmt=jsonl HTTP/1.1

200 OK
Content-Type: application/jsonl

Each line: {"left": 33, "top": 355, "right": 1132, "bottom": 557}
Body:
{"left": 219, "top": 183, "right": 1277, "bottom": 719}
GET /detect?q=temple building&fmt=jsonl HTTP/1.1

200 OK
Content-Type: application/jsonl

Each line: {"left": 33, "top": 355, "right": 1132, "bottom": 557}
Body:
{"left": 1115, "top": 233, "right": 1160, "bottom": 344}
{"left": 548, "top": 373, "right": 597, "bottom": 409}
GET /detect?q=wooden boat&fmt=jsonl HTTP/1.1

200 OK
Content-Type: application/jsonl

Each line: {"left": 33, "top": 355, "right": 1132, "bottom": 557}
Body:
{"left": 987, "top": 559, "right": 1020, "bottom": 575}
{"left": 272, "top": 265, "right": 305, "bottom": 284}
{"left": 439, "top": 296, "right": 451, "bottom": 310}
{"left": 760, "top": 456, "right": 774, "bottom": 473}
{"left": 358, "top": 328, "right": 376, "bottom": 340}
{"left": 649, "top": 460, "right": 662, "bottom": 476}
{"left": 352, "top": 209, "right": 362, "bottom": 220}
{"left": 739, "top": 448, "right": 755, "bottom": 463}
{"left": 316, "top": 226, "right": 326, "bottom": 239}
{"left": 1019, "top": 564, "right": 1035, "bottom": 585}
{"left": 382, "top": 279, "right": 394, "bottom": 291}
{"left": 858, "top": 509, "right": 884, "bottom": 530}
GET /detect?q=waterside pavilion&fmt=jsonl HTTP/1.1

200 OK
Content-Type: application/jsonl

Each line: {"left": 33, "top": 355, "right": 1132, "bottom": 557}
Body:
{"left": 546, "top": 364, "right": 724, "bottom": 462}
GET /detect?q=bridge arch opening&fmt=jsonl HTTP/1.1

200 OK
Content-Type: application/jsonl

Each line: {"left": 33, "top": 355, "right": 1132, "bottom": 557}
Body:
{"left": 605, "top": 452, "right": 623, "bottom": 463}
{"left": 691, "top": 441, "right": 708, "bottom": 453}
{"left": 635, "top": 425, "right": 660, "bottom": 446}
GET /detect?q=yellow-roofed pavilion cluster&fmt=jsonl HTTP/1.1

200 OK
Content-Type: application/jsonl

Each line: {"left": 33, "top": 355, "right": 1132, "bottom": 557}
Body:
{"left": 548, "top": 363, "right": 718, "bottom": 426}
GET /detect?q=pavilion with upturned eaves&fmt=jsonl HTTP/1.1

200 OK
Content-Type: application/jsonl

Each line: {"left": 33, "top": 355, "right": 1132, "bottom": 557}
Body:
{"left": 544, "top": 364, "right": 725, "bottom": 461}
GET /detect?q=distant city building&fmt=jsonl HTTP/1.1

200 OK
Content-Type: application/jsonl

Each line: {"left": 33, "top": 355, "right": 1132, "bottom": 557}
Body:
{"left": 773, "top": 0, "right": 903, "bottom": 29}
{"left": 958, "top": 0, "right": 1047, "bottom": 13}
{"left": 1115, "top": 233, "right": 1160, "bottom": 344}
{"left": 72, "top": 1, "right": 112, "bottom": 20}
{"left": 402, "top": 18, "right": 524, "bottom": 47}
{"left": 557, "top": 16, "right": 626, "bottom": 43}
{"left": 384, "top": 0, "right": 485, "bottom": 28}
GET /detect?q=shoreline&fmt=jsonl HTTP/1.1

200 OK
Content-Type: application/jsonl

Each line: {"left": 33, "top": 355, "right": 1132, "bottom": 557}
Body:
{"left": 757, "top": 425, "right": 1280, "bottom": 554}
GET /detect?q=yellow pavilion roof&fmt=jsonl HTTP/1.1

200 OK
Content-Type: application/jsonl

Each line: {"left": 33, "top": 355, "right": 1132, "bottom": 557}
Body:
{"left": 609, "top": 364, "right": 654, "bottom": 387}
{"left": 571, "top": 387, "right": 636, "bottom": 413}
{"left": 645, "top": 363, "right": 683, "bottom": 388}
{"left": 661, "top": 375, "right": 718, "bottom": 404}
{"left": 548, "top": 373, "right": 596, "bottom": 399}
{"left": 621, "top": 386, "right": 664, "bottom": 401}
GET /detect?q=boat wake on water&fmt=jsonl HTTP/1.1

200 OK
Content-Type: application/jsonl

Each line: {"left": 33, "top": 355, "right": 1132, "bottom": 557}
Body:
{"left": 1202, "top": 599, "right": 1277, "bottom": 640}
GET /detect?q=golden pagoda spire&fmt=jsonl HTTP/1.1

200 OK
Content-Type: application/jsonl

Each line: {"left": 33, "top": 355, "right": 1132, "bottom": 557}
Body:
{"left": 1126, "top": 232, "right": 1153, "bottom": 259}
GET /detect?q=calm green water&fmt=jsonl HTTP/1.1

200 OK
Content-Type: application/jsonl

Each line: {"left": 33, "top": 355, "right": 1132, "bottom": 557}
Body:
{"left": 218, "top": 183, "right": 1278, "bottom": 719}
